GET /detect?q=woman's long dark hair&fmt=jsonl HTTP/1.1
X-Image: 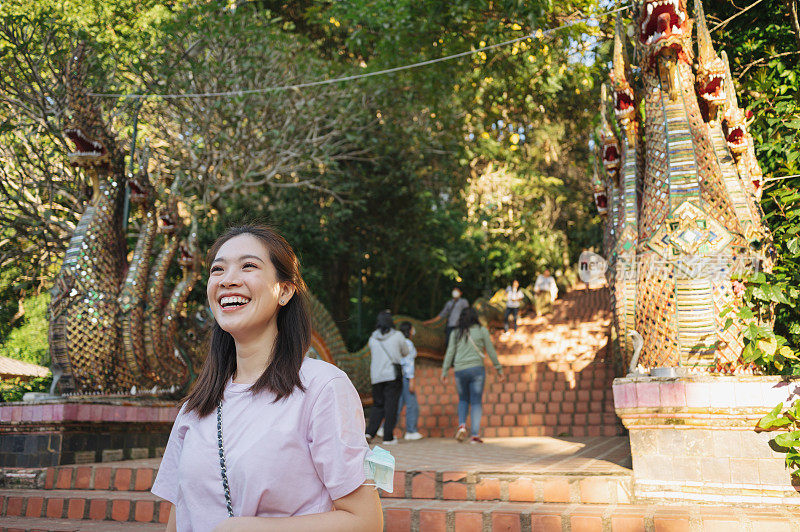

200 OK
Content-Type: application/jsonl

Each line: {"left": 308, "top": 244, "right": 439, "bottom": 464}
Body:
{"left": 183, "top": 225, "right": 311, "bottom": 417}
{"left": 375, "top": 310, "right": 394, "bottom": 334}
{"left": 456, "top": 306, "right": 480, "bottom": 343}
{"left": 398, "top": 321, "right": 412, "bottom": 339}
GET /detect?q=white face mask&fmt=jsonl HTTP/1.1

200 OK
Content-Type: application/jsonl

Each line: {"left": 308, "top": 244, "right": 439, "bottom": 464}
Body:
{"left": 452, "top": 290, "right": 461, "bottom": 299}
{"left": 363, "top": 446, "right": 395, "bottom": 492}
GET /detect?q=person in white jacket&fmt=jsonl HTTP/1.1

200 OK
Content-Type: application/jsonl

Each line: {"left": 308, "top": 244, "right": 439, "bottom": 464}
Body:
{"left": 365, "top": 310, "right": 409, "bottom": 444}
{"left": 533, "top": 270, "right": 558, "bottom": 315}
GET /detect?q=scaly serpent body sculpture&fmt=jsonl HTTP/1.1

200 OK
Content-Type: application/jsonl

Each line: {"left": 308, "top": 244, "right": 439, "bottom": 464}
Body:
{"left": 305, "top": 293, "right": 447, "bottom": 395}
{"left": 118, "top": 160, "right": 159, "bottom": 383}
{"left": 598, "top": 1, "right": 771, "bottom": 370}
{"left": 606, "top": 14, "right": 640, "bottom": 364}
{"left": 48, "top": 47, "right": 199, "bottom": 394}
{"left": 48, "top": 46, "right": 132, "bottom": 393}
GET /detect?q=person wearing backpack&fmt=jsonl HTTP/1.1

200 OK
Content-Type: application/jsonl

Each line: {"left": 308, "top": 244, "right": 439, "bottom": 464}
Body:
{"left": 366, "top": 310, "right": 409, "bottom": 445}
{"left": 440, "top": 307, "right": 504, "bottom": 443}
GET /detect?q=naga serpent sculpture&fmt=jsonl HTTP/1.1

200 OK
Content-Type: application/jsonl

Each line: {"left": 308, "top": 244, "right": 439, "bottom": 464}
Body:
{"left": 603, "top": 12, "right": 641, "bottom": 367}
{"left": 48, "top": 46, "right": 200, "bottom": 394}
{"left": 596, "top": 0, "right": 771, "bottom": 371}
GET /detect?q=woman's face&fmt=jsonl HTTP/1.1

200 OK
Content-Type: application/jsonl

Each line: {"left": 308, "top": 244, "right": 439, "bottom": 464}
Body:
{"left": 207, "top": 234, "right": 290, "bottom": 339}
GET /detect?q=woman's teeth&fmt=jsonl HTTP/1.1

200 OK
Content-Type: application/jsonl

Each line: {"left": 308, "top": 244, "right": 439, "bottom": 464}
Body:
{"left": 220, "top": 296, "right": 251, "bottom": 308}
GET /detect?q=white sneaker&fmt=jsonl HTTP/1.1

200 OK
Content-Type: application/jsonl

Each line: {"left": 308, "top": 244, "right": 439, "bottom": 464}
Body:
{"left": 376, "top": 427, "right": 384, "bottom": 438}
{"left": 382, "top": 438, "right": 398, "bottom": 445}
{"left": 404, "top": 432, "right": 424, "bottom": 441}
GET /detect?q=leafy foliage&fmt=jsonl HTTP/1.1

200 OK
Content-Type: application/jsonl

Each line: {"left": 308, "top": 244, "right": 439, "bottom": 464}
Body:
{"left": 711, "top": 0, "right": 800, "bottom": 477}
{"left": 0, "top": 0, "right": 611, "bottom": 355}
{"left": 757, "top": 400, "right": 800, "bottom": 478}
{"left": 0, "top": 375, "right": 52, "bottom": 403}
{"left": 260, "top": 0, "right": 607, "bottom": 340}
{"left": 708, "top": 0, "right": 800, "bottom": 373}
{"left": 135, "top": 4, "right": 376, "bottom": 208}
{"left": 0, "top": 292, "right": 51, "bottom": 366}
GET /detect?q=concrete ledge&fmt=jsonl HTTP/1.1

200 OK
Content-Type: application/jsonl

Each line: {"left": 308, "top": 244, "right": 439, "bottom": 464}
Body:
{"left": 613, "top": 375, "right": 800, "bottom": 505}
{"left": 0, "top": 400, "right": 178, "bottom": 468}
{"left": 0, "top": 400, "right": 178, "bottom": 424}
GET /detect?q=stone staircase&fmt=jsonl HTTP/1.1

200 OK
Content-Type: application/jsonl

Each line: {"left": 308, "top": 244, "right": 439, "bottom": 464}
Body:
{"left": 397, "top": 288, "right": 624, "bottom": 439}
{"left": 2, "top": 285, "right": 799, "bottom": 530}
{"left": 2, "top": 437, "right": 798, "bottom": 531}
{"left": 0, "top": 462, "right": 166, "bottom": 530}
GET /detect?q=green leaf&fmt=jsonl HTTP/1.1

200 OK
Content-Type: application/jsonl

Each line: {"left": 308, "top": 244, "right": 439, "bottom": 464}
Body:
{"left": 758, "top": 402, "right": 785, "bottom": 428}
{"left": 775, "top": 431, "right": 800, "bottom": 449}
{"left": 742, "top": 342, "right": 759, "bottom": 362}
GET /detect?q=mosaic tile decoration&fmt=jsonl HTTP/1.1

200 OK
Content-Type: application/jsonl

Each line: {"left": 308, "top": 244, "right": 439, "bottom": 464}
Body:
{"left": 601, "top": 2, "right": 771, "bottom": 370}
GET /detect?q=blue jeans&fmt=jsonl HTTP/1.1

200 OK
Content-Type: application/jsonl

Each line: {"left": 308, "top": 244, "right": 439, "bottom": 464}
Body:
{"left": 503, "top": 307, "right": 519, "bottom": 331}
{"left": 454, "top": 366, "right": 485, "bottom": 437}
{"left": 397, "top": 377, "right": 419, "bottom": 433}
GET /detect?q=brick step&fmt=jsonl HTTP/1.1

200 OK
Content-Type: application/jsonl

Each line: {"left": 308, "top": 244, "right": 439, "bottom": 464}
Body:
{"left": 495, "top": 356, "right": 613, "bottom": 368}
{"left": 43, "top": 465, "right": 157, "bottom": 492}
{"left": 380, "top": 498, "right": 799, "bottom": 532}
{"left": 414, "top": 419, "right": 622, "bottom": 437}
{"left": 418, "top": 399, "right": 616, "bottom": 414}
{"left": 413, "top": 380, "right": 615, "bottom": 395}
{"left": 417, "top": 395, "right": 616, "bottom": 413}
{"left": 382, "top": 471, "right": 632, "bottom": 505}
{"left": 412, "top": 382, "right": 615, "bottom": 393}
{"left": 405, "top": 409, "right": 623, "bottom": 437}
{"left": 413, "top": 364, "right": 615, "bottom": 380}
{"left": 0, "top": 516, "right": 164, "bottom": 532}
{"left": 413, "top": 388, "right": 617, "bottom": 407}
{"left": 419, "top": 424, "right": 624, "bottom": 438}
{"left": 0, "top": 489, "right": 169, "bottom": 524}
{"left": 406, "top": 359, "right": 622, "bottom": 434}
{"left": 413, "top": 373, "right": 615, "bottom": 392}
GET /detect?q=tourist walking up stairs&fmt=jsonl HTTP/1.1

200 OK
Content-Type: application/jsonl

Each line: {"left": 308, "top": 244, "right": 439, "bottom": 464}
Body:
{"left": 440, "top": 307, "right": 504, "bottom": 444}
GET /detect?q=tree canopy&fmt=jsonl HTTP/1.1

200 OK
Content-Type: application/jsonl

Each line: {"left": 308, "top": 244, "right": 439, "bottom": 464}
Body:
{"left": 1, "top": 0, "right": 796, "bottom": 357}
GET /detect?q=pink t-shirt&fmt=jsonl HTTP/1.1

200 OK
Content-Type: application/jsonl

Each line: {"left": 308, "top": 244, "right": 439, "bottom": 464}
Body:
{"left": 151, "top": 357, "right": 368, "bottom": 532}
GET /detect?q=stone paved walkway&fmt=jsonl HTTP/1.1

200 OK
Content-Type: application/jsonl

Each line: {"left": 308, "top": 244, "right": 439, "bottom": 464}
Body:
{"left": 73, "top": 436, "right": 632, "bottom": 477}
{"left": 379, "top": 436, "right": 631, "bottom": 475}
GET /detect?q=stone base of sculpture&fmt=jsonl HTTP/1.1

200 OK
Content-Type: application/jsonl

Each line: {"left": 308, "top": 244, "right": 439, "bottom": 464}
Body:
{"left": 613, "top": 374, "right": 800, "bottom": 505}
{"left": 0, "top": 399, "right": 177, "bottom": 468}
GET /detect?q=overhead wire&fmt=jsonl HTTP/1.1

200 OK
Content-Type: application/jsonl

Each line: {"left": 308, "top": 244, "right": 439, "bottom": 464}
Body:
{"left": 87, "top": 3, "right": 632, "bottom": 100}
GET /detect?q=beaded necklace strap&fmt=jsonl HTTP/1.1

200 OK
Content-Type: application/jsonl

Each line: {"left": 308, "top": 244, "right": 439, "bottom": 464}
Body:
{"left": 217, "top": 401, "right": 234, "bottom": 517}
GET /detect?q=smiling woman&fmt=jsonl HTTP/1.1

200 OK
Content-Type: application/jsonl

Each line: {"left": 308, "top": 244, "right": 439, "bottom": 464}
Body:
{"left": 150, "top": 225, "right": 382, "bottom": 532}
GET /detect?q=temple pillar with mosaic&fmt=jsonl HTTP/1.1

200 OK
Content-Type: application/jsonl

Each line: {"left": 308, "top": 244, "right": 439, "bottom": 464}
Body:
{"left": 597, "top": 0, "right": 797, "bottom": 505}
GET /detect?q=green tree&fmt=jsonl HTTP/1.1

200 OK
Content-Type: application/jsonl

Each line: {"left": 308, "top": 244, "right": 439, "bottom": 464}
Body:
{"left": 1, "top": 0, "right": 612, "bottom": 355}
{"left": 705, "top": 1, "right": 800, "bottom": 371}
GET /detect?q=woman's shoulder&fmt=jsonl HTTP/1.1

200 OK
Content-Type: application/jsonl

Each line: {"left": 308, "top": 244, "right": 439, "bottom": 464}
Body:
{"left": 300, "top": 357, "right": 350, "bottom": 389}
{"left": 299, "top": 358, "right": 361, "bottom": 416}
{"left": 169, "top": 401, "right": 201, "bottom": 429}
